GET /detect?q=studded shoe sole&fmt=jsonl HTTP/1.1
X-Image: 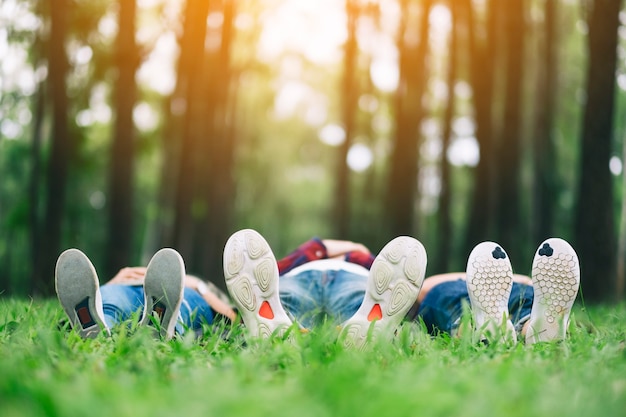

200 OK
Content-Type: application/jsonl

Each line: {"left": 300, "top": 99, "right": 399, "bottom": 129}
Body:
{"left": 466, "top": 242, "right": 516, "bottom": 343}
{"left": 223, "top": 229, "right": 292, "bottom": 339}
{"left": 340, "top": 236, "right": 427, "bottom": 349}
{"left": 525, "top": 238, "right": 580, "bottom": 344}
{"left": 140, "top": 248, "right": 185, "bottom": 340}
{"left": 55, "top": 249, "right": 109, "bottom": 339}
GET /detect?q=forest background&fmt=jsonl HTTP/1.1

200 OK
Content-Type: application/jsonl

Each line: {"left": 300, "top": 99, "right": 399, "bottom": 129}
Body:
{"left": 0, "top": 0, "right": 625, "bottom": 303}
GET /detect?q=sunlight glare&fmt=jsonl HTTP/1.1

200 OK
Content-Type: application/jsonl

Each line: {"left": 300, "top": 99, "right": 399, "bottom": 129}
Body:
{"left": 610, "top": 156, "right": 623, "bottom": 176}
{"left": 319, "top": 124, "right": 345, "bottom": 146}
{"left": 347, "top": 143, "right": 373, "bottom": 172}
{"left": 448, "top": 136, "right": 479, "bottom": 167}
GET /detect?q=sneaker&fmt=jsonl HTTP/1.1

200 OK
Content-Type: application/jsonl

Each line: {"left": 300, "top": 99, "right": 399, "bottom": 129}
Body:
{"left": 223, "top": 229, "right": 292, "bottom": 339}
{"left": 55, "top": 249, "right": 109, "bottom": 338}
{"left": 340, "top": 236, "right": 427, "bottom": 349}
{"left": 525, "top": 238, "right": 580, "bottom": 344}
{"left": 466, "top": 242, "right": 516, "bottom": 343}
{"left": 140, "top": 248, "right": 185, "bottom": 340}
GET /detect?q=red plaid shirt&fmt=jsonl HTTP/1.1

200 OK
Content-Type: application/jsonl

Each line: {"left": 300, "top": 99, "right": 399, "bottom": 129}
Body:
{"left": 277, "top": 238, "right": 375, "bottom": 275}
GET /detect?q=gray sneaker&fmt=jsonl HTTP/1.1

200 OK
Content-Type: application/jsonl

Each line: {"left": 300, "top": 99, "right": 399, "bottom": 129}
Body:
{"left": 466, "top": 241, "right": 516, "bottom": 344}
{"left": 525, "top": 238, "right": 580, "bottom": 344}
{"left": 55, "top": 249, "right": 109, "bottom": 338}
{"left": 223, "top": 229, "right": 293, "bottom": 339}
{"left": 340, "top": 236, "right": 427, "bottom": 349}
{"left": 140, "top": 248, "right": 185, "bottom": 340}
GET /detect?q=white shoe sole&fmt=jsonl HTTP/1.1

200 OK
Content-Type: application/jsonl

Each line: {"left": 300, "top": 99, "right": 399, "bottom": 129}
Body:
{"left": 223, "top": 229, "right": 292, "bottom": 339}
{"left": 466, "top": 242, "right": 516, "bottom": 343}
{"left": 55, "top": 249, "right": 109, "bottom": 338}
{"left": 140, "top": 248, "right": 185, "bottom": 340}
{"left": 340, "top": 236, "right": 427, "bottom": 349}
{"left": 525, "top": 238, "right": 579, "bottom": 344}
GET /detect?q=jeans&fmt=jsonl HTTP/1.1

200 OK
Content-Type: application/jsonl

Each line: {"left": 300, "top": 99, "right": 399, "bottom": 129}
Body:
{"left": 100, "top": 284, "right": 214, "bottom": 334}
{"left": 279, "top": 260, "right": 367, "bottom": 329}
{"left": 417, "top": 279, "right": 534, "bottom": 335}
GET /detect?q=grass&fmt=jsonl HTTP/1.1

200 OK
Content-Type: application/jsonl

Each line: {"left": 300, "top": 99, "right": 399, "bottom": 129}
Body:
{"left": 0, "top": 298, "right": 625, "bottom": 417}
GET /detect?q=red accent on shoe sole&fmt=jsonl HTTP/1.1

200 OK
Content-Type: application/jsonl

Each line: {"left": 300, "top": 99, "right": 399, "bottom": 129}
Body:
{"left": 77, "top": 306, "right": 93, "bottom": 325}
{"left": 259, "top": 301, "right": 274, "bottom": 319}
{"left": 368, "top": 304, "right": 383, "bottom": 321}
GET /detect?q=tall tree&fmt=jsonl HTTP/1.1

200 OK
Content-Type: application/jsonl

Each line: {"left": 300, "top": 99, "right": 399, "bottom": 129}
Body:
{"left": 575, "top": 0, "right": 622, "bottom": 303}
{"left": 436, "top": 0, "right": 458, "bottom": 273}
{"left": 334, "top": 0, "right": 359, "bottom": 238}
{"left": 495, "top": 0, "right": 525, "bottom": 269}
{"left": 39, "top": 0, "right": 72, "bottom": 296}
{"left": 106, "top": 0, "right": 139, "bottom": 278}
{"left": 463, "top": 0, "right": 497, "bottom": 249}
{"left": 198, "top": 0, "right": 237, "bottom": 292}
{"left": 532, "top": 0, "right": 559, "bottom": 245}
{"left": 172, "top": 0, "right": 211, "bottom": 261}
{"left": 387, "top": 0, "right": 432, "bottom": 238}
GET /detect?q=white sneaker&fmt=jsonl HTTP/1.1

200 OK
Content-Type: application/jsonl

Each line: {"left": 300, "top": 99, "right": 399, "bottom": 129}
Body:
{"left": 223, "top": 229, "right": 292, "bottom": 339}
{"left": 525, "top": 238, "right": 580, "bottom": 344}
{"left": 466, "top": 242, "right": 516, "bottom": 344}
{"left": 55, "top": 249, "right": 109, "bottom": 338}
{"left": 340, "top": 236, "right": 427, "bottom": 349}
{"left": 140, "top": 248, "right": 185, "bottom": 340}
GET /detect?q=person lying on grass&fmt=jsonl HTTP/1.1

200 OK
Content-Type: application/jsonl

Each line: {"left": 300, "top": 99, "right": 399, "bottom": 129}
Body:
{"left": 55, "top": 229, "right": 580, "bottom": 347}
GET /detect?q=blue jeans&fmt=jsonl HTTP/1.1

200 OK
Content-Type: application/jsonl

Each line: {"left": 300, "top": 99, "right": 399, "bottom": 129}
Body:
{"left": 100, "top": 284, "right": 214, "bottom": 334}
{"left": 417, "top": 279, "right": 534, "bottom": 335}
{"left": 279, "top": 260, "right": 367, "bottom": 329}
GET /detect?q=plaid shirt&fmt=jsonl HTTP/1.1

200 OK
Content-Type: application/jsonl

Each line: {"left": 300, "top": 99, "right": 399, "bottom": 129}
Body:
{"left": 277, "top": 238, "right": 375, "bottom": 275}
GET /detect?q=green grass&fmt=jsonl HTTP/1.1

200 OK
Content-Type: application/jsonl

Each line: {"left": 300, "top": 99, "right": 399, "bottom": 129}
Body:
{"left": 0, "top": 299, "right": 625, "bottom": 417}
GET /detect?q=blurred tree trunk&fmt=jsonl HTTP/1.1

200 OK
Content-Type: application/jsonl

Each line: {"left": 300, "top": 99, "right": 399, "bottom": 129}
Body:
{"left": 334, "top": 0, "right": 359, "bottom": 238}
{"left": 106, "top": 0, "right": 139, "bottom": 278}
{"left": 575, "top": 0, "right": 622, "bottom": 303}
{"left": 152, "top": 0, "right": 200, "bottom": 253}
{"left": 495, "top": 0, "right": 525, "bottom": 270}
{"left": 39, "top": 0, "right": 71, "bottom": 296}
{"left": 198, "top": 0, "right": 236, "bottom": 291}
{"left": 617, "top": 126, "right": 626, "bottom": 299}
{"left": 29, "top": 67, "right": 45, "bottom": 294}
{"left": 173, "top": 0, "right": 210, "bottom": 262}
{"left": 463, "top": 0, "right": 497, "bottom": 249}
{"left": 387, "top": 0, "right": 432, "bottom": 239}
{"left": 532, "top": 0, "right": 558, "bottom": 245}
{"left": 436, "top": 0, "right": 458, "bottom": 273}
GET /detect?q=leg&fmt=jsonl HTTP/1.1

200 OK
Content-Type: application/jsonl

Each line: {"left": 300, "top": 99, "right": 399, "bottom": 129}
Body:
{"left": 179, "top": 287, "right": 215, "bottom": 333}
{"left": 324, "top": 267, "right": 368, "bottom": 325}
{"left": 100, "top": 284, "right": 144, "bottom": 327}
{"left": 466, "top": 242, "right": 516, "bottom": 343}
{"left": 55, "top": 249, "right": 109, "bottom": 338}
{"left": 140, "top": 248, "right": 185, "bottom": 340}
{"left": 223, "top": 229, "right": 292, "bottom": 339}
{"left": 279, "top": 268, "right": 324, "bottom": 329}
{"left": 525, "top": 238, "right": 579, "bottom": 344}
{"left": 340, "top": 236, "right": 427, "bottom": 348}
{"left": 417, "top": 279, "right": 468, "bottom": 335}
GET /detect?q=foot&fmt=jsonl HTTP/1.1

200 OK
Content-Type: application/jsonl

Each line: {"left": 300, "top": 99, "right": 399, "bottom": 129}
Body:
{"left": 140, "top": 248, "right": 185, "bottom": 340}
{"left": 340, "top": 236, "right": 427, "bottom": 349}
{"left": 223, "top": 229, "right": 293, "bottom": 339}
{"left": 466, "top": 242, "right": 516, "bottom": 344}
{"left": 525, "top": 238, "right": 579, "bottom": 344}
{"left": 55, "top": 249, "right": 109, "bottom": 338}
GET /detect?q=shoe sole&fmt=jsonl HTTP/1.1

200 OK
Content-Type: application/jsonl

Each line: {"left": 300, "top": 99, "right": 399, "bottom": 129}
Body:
{"left": 55, "top": 249, "right": 109, "bottom": 339}
{"left": 466, "top": 241, "right": 516, "bottom": 343}
{"left": 140, "top": 248, "right": 185, "bottom": 340}
{"left": 340, "top": 236, "right": 427, "bottom": 349}
{"left": 525, "top": 238, "right": 579, "bottom": 344}
{"left": 223, "top": 229, "right": 292, "bottom": 339}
